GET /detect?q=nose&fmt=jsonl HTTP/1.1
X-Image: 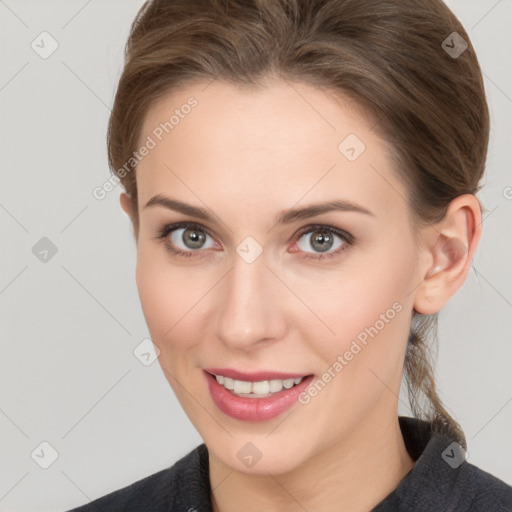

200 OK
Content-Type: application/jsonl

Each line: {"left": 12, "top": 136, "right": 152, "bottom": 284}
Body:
{"left": 214, "top": 249, "right": 287, "bottom": 352}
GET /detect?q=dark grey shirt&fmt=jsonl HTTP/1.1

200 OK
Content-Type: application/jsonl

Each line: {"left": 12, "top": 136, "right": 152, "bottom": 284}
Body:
{"left": 66, "top": 417, "right": 512, "bottom": 511}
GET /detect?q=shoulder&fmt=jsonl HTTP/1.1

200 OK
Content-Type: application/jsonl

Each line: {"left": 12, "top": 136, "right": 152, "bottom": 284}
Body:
{"left": 460, "top": 461, "right": 512, "bottom": 511}
{"left": 64, "top": 444, "right": 209, "bottom": 512}
{"left": 374, "top": 417, "right": 512, "bottom": 512}
{"left": 65, "top": 466, "right": 173, "bottom": 512}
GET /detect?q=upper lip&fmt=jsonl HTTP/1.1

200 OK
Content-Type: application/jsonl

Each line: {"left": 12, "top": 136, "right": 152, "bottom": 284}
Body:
{"left": 204, "top": 368, "right": 312, "bottom": 381}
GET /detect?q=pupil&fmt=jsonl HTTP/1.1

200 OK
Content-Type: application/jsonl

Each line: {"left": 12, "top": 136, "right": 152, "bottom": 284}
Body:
{"left": 184, "top": 228, "right": 206, "bottom": 249}
{"left": 311, "top": 230, "right": 333, "bottom": 252}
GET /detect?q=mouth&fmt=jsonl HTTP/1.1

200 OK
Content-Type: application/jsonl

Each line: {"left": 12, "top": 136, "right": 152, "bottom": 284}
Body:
{"left": 203, "top": 369, "right": 315, "bottom": 421}
{"left": 204, "top": 370, "right": 310, "bottom": 398}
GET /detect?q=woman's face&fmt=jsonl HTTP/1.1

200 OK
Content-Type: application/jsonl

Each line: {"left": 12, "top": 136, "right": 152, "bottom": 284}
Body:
{"left": 130, "top": 78, "right": 425, "bottom": 474}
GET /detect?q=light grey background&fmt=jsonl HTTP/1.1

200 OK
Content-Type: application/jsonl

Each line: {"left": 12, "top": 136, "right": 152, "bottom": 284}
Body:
{"left": 0, "top": 1, "right": 511, "bottom": 511}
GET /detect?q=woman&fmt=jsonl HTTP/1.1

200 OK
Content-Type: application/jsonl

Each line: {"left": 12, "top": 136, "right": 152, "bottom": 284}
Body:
{"left": 68, "top": 0, "right": 512, "bottom": 510}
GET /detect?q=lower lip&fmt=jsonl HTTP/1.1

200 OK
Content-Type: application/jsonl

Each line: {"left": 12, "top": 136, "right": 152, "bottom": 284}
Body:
{"left": 204, "top": 370, "right": 314, "bottom": 422}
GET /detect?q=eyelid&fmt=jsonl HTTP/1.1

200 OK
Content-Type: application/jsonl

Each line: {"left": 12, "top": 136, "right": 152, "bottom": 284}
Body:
{"left": 155, "top": 221, "right": 216, "bottom": 242}
{"left": 293, "top": 223, "right": 355, "bottom": 246}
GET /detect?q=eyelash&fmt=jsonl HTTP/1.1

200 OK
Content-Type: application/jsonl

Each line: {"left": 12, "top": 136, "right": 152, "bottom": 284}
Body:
{"left": 154, "top": 221, "right": 355, "bottom": 262}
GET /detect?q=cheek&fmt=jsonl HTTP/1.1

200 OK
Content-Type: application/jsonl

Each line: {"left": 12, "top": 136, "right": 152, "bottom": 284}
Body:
{"left": 135, "top": 249, "right": 200, "bottom": 352}
{"left": 303, "top": 281, "right": 407, "bottom": 382}
{"left": 135, "top": 225, "right": 416, "bottom": 368}
{"left": 292, "top": 271, "right": 412, "bottom": 426}
{"left": 298, "top": 243, "right": 416, "bottom": 373}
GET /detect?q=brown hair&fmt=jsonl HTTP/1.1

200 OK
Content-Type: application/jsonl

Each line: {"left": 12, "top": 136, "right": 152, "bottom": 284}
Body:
{"left": 107, "top": 0, "right": 489, "bottom": 446}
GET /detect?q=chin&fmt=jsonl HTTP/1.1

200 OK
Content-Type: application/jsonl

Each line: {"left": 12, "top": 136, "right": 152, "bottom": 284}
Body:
{"left": 206, "top": 433, "right": 311, "bottom": 476}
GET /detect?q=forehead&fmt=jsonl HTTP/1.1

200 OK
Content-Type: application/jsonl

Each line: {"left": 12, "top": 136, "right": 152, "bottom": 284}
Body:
{"left": 136, "top": 79, "right": 407, "bottom": 223}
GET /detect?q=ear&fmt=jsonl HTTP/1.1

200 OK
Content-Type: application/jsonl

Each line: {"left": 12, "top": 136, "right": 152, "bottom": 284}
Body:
{"left": 413, "top": 194, "right": 482, "bottom": 315}
{"left": 120, "top": 192, "right": 133, "bottom": 217}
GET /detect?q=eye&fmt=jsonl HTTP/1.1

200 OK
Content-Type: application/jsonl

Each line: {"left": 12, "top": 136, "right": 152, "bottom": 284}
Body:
{"left": 292, "top": 225, "right": 354, "bottom": 261}
{"left": 155, "top": 222, "right": 354, "bottom": 261}
{"left": 155, "top": 222, "right": 218, "bottom": 258}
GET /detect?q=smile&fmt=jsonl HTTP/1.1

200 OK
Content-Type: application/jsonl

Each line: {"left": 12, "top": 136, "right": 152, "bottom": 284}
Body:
{"left": 203, "top": 369, "right": 314, "bottom": 422}
{"left": 212, "top": 373, "right": 305, "bottom": 397}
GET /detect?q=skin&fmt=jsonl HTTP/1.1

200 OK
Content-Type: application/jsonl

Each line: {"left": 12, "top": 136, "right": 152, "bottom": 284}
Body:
{"left": 120, "top": 77, "right": 481, "bottom": 512}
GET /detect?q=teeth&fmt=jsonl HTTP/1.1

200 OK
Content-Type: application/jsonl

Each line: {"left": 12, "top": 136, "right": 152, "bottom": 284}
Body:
{"left": 233, "top": 380, "right": 252, "bottom": 394}
{"left": 252, "top": 380, "right": 270, "bottom": 394}
{"left": 214, "top": 374, "right": 305, "bottom": 397}
{"left": 269, "top": 379, "right": 283, "bottom": 392}
{"left": 283, "top": 378, "right": 295, "bottom": 389}
{"left": 223, "top": 377, "right": 234, "bottom": 390}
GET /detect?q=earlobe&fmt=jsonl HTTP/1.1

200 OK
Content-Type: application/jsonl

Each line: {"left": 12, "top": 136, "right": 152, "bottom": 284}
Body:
{"left": 120, "top": 192, "right": 132, "bottom": 217}
{"left": 413, "top": 194, "right": 482, "bottom": 315}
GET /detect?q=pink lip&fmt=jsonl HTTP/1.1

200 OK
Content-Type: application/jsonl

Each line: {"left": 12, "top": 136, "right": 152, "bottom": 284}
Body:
{"left": 204, "top": 370, "right": 314, "bottom": 422}
{"left": 203, "top": 367, "right": 309, "bottom": 381}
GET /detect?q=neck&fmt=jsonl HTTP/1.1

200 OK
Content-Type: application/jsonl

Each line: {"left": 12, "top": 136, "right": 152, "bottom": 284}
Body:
{"left": 209, "top": 413, "right": 415, "bottom": 512}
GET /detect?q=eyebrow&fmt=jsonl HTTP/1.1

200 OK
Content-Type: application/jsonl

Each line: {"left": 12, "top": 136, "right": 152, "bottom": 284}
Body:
{"left": 144, "top": 194, "right": 374, "bottom": 225}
